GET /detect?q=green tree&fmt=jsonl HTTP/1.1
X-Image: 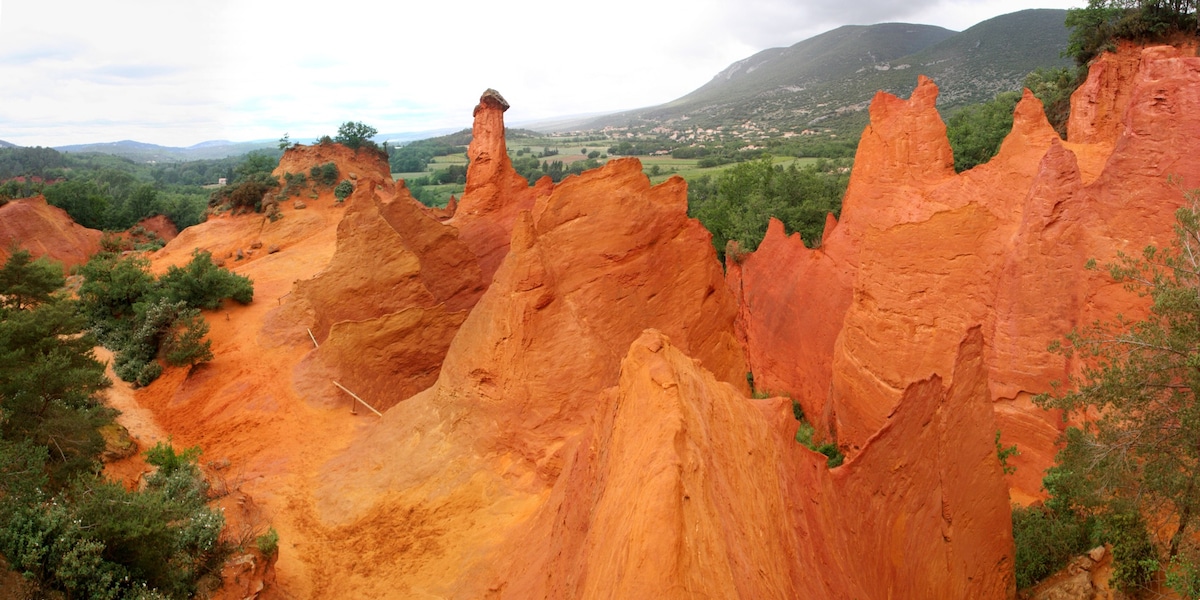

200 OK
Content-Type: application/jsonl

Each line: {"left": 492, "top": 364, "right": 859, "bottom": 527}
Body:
{"left": 689, "top": 157, "right": 849, "bottom": 261}
{"left": 335, "top": 121, "right": 379, "bottom": 151}
{"left": 1025, "top": 67, "right": 1085, "bottom": 139}
{"left": 945, "top": 91, "right": 1022, "bottom": 172}
{"left": 0, "top": 255, "right": 111, "bottom": 487}
{"left": 1036, "top": 189, "right": 1200, "bottom": 596}
{"left": 0, "top": 247, "right": 64, "bottom": 310}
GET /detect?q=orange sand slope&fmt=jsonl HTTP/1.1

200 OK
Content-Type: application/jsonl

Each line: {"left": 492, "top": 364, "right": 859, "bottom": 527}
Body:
{"left": 0, "top": 195, "right": 101, "bottom": 268}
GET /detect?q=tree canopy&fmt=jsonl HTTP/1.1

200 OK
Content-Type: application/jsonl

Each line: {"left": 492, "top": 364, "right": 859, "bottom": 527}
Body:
{"left": 334, "top": 121, "right": 380, "bottom": 152}
{"left": 687, "top": 157, "right": 850, "bottom": 261}
{"left": 1066, "top": 0, "right": 1198, "bottom": 65}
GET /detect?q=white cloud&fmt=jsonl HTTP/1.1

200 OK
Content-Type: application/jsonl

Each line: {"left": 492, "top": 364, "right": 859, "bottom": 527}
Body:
{"left": 0, "top": 0, "right": 1082, "bottom": 147}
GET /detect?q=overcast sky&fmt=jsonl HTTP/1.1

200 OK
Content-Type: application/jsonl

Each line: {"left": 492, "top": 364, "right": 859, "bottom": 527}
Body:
{"left": 0, "top": 0, "right": 1081, "bottom": 147}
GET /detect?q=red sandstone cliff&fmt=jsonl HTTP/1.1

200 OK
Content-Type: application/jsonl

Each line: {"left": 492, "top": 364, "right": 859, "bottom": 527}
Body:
{"left": 731, "top": 43, "right": 1200, "bottom": 500}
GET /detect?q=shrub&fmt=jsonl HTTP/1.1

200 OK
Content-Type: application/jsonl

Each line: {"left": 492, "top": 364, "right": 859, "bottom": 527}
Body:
{"left": 789, "top": 399, "right": 844, "bottom": 468}
{"left": 310, "top": 162, "right": 339, "bottom": 186}
{"left": 256, "top": 527, "right": 279, "bottom": 558}
{"left": 334, "top": 180, "right": 353, "bottom": 202}
{"left": 281, "top": 172, "right": 307, "bottom": 198}
{"left": 1012, "top": 503, "right": 1095, "bottom": 589}
{"left": 158, "top": 249, "right": 253, "bottom": 309}
{"left": 79, "top": 249, "right": 252, "bottom": 386}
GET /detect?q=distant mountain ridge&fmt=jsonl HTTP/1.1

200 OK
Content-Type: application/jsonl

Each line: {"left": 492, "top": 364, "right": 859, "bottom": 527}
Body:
{"left": 52, "top": 139, "right": 280, "bottom": 162}
{"left": 577, "top": 9, "right": 1071, "bottom": 137}
{"left": 11, "top": 128, "right": 461, "bottom": 163}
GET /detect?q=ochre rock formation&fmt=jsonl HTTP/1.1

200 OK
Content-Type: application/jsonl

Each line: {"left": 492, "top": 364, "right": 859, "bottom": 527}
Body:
{"left": 0, "top": 195, "right": 101, "bottom": 268}
{"left": 450, "top": 89, "right": 555, "bottom": 282}
{"left": 471, "top": 328, "right": 1011, "bottom": 599}
{"left": 731, "top": 43, "right": 1200, "bottom": 500}
{"left": 110, "top": 44, "right": 1200, "bottom": 597}
{"left": 286, "top": 178, "right": 484, "bottom": 411}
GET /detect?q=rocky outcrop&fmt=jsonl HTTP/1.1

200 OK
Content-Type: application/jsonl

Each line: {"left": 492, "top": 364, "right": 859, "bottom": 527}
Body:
{"left": 0, "top": 195, "right": 101, "bottom": 268}
{"left": 274, "top": 142, "right": 393, "bottom": 187}
{"left": 473, "top": 328, "right": 1012, "bottom": 600}
{"left": 450, "top": 89, "right": 555, "bottom": 283}
{"left": 284, "top": 179, "right": 484, "bottom": 411}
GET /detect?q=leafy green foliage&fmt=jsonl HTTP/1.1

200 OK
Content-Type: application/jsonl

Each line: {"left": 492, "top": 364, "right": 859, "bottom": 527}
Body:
{"left": 789, "top": 400, "right": 844, "bottom": 468}
{"left": 0, "top": 252, "right": 112, "bottom": 488}
{"left": 256, "top": 528, "right": 279, "bottom": 558}
{"left": 159, "top": 250, "right": 254, "bottom": 309}
{"left": 945, "top": 91, "right": 1022, "bottom": 172}
{"left": 207, "top": 151, "right": 281, "bottom": 214}
{"left": 310, "top": 162, "right": 339, "bottom": 186}
{"left": 995, "top": 431, "right": 1020, "bottom": 475}
{"left": 334, "top": 180, "right": 353, "bottom": 202}
{"left": 1024, "top": 67, "right": 1085, "bottom": 138}
{"left": 1011, "top": 502, "right": 1096, "bottom": 589}
{"left": 1066, "top": 0, "right": 1199, "bottom": 66}
{"left": 0, "top": 247, "right": 64, "bottom": 310}
{"left": 0, "top": 251, "right": 230, "bottom": 598}
{"left": 688, "top": 157, "right": 850, "bottom": 261}
{"left": 1035, "top": 189, "right": 1200, "bottom": 596}
{"left": 0, "top": 441, "right": 228, "bottom": 599}
{"left": 334, "top": 121, "right": 380, "bottom": 152}
{"left": 78, "top": 249, "right": 253, "bottom": 386}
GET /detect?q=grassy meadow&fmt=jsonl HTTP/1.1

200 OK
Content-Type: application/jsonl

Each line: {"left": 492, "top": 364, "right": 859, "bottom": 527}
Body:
{"left": 392, "top": 137, "right": 822, "bottom": 205}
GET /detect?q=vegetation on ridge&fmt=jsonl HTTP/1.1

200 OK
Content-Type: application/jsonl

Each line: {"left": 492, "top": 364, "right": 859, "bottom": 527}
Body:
{"left": 1066, "top": 0, "right": 1199, "bottom": 66}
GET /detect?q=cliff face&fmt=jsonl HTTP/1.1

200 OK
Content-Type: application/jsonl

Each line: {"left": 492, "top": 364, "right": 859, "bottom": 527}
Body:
{"left": 732, "top": 43, "right": 1200, "bottom": 499}
{"left": 0, "top": 195, "right": 102, "bottom": 268}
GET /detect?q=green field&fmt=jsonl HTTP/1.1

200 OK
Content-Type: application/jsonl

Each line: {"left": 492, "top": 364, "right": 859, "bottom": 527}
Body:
{"left": 392, "top": 138, "right": 824, "bottom": 205}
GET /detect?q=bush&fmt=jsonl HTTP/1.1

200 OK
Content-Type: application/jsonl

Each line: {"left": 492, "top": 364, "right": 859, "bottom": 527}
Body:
{"left": 79, "top": 249, "right": 252, "bottom": 386}
{"left": 158, "top": 250, "right": 253, "bottom": 309}
{"left": 334, "top": 180, "right": 353, "bottom": 202}
{"left": 256, "top": 527, "right": 279, "bottom": 558}
{"left": 310, "top": 162, "right": 339, "bottom": 186}
{"left": 789, "top": 399, "right": 844, "bottom": 468}
{"left": 1012, "top": 503, "right": 1095, "bottom": 590}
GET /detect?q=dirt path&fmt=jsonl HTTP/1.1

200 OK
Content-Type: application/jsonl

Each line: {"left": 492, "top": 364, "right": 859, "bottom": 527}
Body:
{"left": 94, "top": 346, "right": 169, "bottom": 444}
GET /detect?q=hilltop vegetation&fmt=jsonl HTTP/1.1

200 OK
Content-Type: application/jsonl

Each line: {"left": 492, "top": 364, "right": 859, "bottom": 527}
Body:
{"left": 0, "top": 145, "right": 282, "bottom": 230}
